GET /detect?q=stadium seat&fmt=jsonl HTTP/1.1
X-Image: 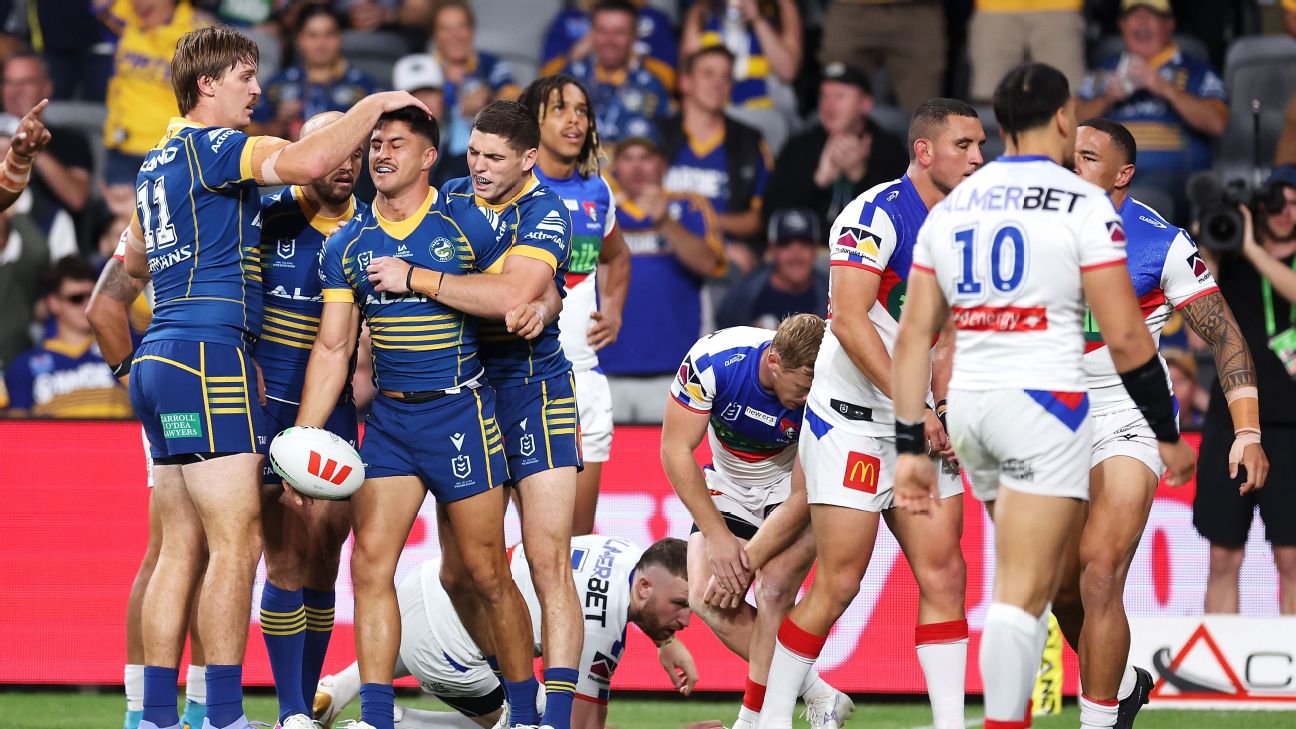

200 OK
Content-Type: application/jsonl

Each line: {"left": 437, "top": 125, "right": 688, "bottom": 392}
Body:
{"left": 43, "top": 100, "right": 107, "bottom": 182}
{"left": 869, "top": 104, "right": 909, "bottom": 141}
{"left": 341, "top": 30, "right": 410, "bottom": 89}
{"left": 973, "top": 104, "right": 1005, "bottom": 162}
{"left": 1215, "top": 35, "right": 1296, "bottom": 172}
{"left": 471, "top": 0, "right": 562, "bottom": 69}
{"left": 241, "top": 26, "right": 282, "bottom": 83}
{"left": 726, "top": 105, "right": 791, "bottom": 156}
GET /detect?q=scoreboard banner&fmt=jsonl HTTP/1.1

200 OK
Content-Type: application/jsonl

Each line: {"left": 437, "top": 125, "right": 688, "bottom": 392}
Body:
{"left": 0, "top": 420, "right": 1286, "bottom": 695}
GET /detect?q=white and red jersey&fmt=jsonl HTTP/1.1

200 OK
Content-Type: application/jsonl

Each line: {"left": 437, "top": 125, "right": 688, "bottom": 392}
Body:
{"left": 1083, "top": 197, "right": 1218, "bottom": 415}
{"left": 914, "top": 156, "right": 1126, "bottom": 392}
{"left": 809, "top": 176, "right": 931, "bottom": 435}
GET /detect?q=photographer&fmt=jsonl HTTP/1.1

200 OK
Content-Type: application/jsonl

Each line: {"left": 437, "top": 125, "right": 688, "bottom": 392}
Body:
{"left": 1195, "top": 165, "right": 1296, "bottom": 615}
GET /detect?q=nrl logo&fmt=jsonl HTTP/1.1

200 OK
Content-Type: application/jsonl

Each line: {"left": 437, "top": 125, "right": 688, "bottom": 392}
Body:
{"left": 277, "top": 239, "right": 295, "bottom": 259}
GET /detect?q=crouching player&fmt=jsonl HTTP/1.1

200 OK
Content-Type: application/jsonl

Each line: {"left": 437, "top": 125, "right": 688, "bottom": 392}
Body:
{"left": 661, "top": 314, "right": 853, "bottom": 729}
{"left": 315, "top": 537, "right": 716, "bottom": 729}
{"left": 253, "top": 110, "right": 367, "bottom": 729}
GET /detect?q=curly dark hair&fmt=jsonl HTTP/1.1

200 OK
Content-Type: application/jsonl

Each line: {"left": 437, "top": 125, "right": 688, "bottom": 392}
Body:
{"left": 519, "top": 74, "right": 603, "bottom": 178}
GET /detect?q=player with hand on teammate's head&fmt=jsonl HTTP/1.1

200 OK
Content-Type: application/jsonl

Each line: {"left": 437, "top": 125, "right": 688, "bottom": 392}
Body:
{"left": 519, "top": 74, "right": 632, "bottom": 537}
{"left": 118, "top": 24, "right": 431, "bottom": 729}
{"left": 1045, "top": 118, "right": 1265, "bottom": 729}
{"left": 296, "top": 103, "right": 531, "bottom": 729}
{"left": 366, "top": 99, "right": 583, "bottom": 729}
{"left": 252, "top": 109, "right": 367, "bottom": 729}
{"left": 889, "top": 62, "right": 1194, "bottom": 729}
{"left": 757, "top": 99, "right": 986, "bottom": 729}
{"left": 662, "top": 314, "right": 855, "bottom": 729}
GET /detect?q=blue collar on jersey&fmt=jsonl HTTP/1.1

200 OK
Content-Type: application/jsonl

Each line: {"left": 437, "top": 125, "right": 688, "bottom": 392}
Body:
{"left": 996, "top": 154, "right": 1055, "bottom": 163}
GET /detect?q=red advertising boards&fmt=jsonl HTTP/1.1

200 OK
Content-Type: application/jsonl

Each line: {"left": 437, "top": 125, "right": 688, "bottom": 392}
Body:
{"left": 0, "top": 421, "right": 1283, "bottom": 694}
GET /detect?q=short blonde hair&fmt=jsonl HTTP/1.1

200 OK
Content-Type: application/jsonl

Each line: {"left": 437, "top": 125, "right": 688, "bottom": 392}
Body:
{"left": 770, "top": 313, "right": 826, "bottom": 371}
{"left": 172, "top": 25, "right": 259, "bottom": 116}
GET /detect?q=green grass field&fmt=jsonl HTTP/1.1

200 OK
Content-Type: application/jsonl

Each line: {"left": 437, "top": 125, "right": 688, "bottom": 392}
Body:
{"left": 3, "top": 690, "right": 1295, "bottom": 729}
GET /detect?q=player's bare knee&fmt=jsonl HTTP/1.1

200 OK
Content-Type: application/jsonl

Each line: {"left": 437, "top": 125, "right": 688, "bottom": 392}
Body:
{"left": 755, "top": 574, "right": 797, "bottom": 612}
{"left": 820, "top": 570, "right": 863, "bottom": 611}
{"left": 1079, "top": 562, "right": 1121, "bottom": 607}
{"left": 916, "top": 552, "right": 967, "bottom": 601}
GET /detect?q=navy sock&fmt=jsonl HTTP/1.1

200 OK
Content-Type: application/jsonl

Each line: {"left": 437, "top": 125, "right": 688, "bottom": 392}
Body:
{"left": 204, "top": 665, "right": 243, "bottom": 728}
{"left": 301, "top": 588, "right": 336, "bottom": 709}
{"left": 541, "top": 667, "right": 579, "bottom": 729}
{"left": 360, "top": 683, "right": 395, "bottom": 729}
{"left": 142, "top": 666, "right": 179, "bottom": 728}
{"left": 260, "top": 581, "right": 308, "bottom": 719}
{"left": 503, "top": 675, "right": 540, "bottom": 726}
{"left": 484, "top": 655, "right": 502, "bottom": 680}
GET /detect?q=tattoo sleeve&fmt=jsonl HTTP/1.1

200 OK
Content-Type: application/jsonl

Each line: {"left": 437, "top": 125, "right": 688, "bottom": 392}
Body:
{"left": 1181, "top": 291, "right": 1256, "bottom": 392}
{"left": 94, "top": 257, "right": 145, "bottom": 304}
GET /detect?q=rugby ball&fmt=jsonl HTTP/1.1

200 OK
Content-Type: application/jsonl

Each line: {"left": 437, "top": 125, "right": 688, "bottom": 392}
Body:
{"left": 268, "top": 426, "right": 364, "bottom": 500}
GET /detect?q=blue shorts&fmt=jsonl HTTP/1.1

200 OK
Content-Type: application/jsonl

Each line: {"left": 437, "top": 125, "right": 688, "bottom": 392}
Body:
{"left": 130, "top": 340, "right": 266, "bottom": 459}
{"left": 362, "top": 388, "right": 508, "bottom": 503}
{"left": 494, "top": 371, "right": 583, "bottom": 485}
{"left": 261, "top": 397, "right": 359, "bottom": 484}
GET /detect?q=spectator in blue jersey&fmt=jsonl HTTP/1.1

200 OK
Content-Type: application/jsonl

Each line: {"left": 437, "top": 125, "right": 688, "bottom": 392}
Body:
{"left": 5, "top": 255, "right": 132, "bottom": 418}
{"left": 541, "top": 0, "right": 677, "bottom": 92}
{"left": 563, "top": 0, "right": 672, "bottom": 145}
{"left": 764, "top": 62, "right": 909, "bottom": 231}
{"left": 396, "top": 0, "right": 519, "bottom": 162}
{"left": 601, "top": 137, "right": 725, "bottom": 402}
{"left": 251, "top": 5, "right": 380, "bottom": 140}
{"left": 662, "top": 46, "right": 773, "bottom": 273}
{"left": 718, "top": 207, "right": 828, "bottom": 330}
{"left": 1076, "top": 0, "right": 1228, "bottom": 224}
{"left": 680, "top": 0, "right": 802, "bottom": 111}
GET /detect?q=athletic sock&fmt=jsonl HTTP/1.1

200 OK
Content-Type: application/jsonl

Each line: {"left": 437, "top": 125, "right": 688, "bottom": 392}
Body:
{"left": 360, "top": 683, "right": 396, "bottom": 729}
{"left": 1079, "top": 693, "right": 1118, "bottom": 728}
{"left": 541, "top": 667, "right": 578, "bottom": 729}
{"left": 797, "top": 671, "right": 831, "bottom": 701}
{"left": 260, "top": 582, "right": 308, "bottom": 719}
{"left": 980, "top": 604, "right": 1040, "bottom": 728}
{"left": 1116, "top": 665, "right": 1138, "bottom": 700}
{"left": 142, "top": 666, "right": 179, "bottom": 728}
{"left": 916, "top": 620, "right": 969, "bottom": 729}
{"left": 205, "top": 665, "right": 244, "bottom": 728}
{"left": 503, "top": 674, "right": 540, "bottom": 726}
{"left": 759, "top": 619, "right": 827, "bottom": 729}
{"left": 739, "top": 677, "right": 765, "bottom": 724}
{"left": 484, "top": 655, "right": 503, "bottom": 682}
{"left": 302, "top": 588, "right": 336, "bottom": 708}
{"left": 125, "top": 664, "right": 145, "bottom": 713}
{"left": 182, "top": 664, "right": 207, "bottom": 727}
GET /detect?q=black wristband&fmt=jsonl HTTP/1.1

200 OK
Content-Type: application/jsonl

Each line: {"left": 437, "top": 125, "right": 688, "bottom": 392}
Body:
{"left": 895, "top": 417, "right": 926, "bottom": 455}
{"left": 405, "top": 265, "right": 414, "bottom": 293}
{"left": 110, "top": 356, "right": 132, "bottom": 378}
{"left": 1119, "top": 354, "right": 1179, "bottom": 443}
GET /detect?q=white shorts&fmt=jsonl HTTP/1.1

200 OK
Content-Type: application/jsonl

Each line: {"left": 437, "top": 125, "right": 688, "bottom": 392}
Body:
{"left": 947, "top": 388, "right": 1092, "bottom": 503}
{"left": 397, "top": 562, "right": 498, "bottom": 699}
{"left": 574, "top": 368, "right": 613, "bottom": 462}
{"left": 800, "top": 405, "right": 964, "bottom": 512}
{"left": 698, "top": 468, "right": 791, "bottom": 539}
{"left": 142, "top": 426, "right": 155, "bottom": 488}
{"left": 1091, "top": 408, "right": 1164, "bottom": 477}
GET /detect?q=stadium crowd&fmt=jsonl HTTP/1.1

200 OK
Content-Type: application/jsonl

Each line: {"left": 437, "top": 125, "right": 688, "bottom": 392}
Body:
{"left": 1, "top": 1, "right": 1296, "bottom": 728}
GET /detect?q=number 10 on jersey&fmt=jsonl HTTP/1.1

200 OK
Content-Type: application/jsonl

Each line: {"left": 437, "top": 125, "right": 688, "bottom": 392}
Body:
{"left": 952, "top": 224, "right": 1028, "bottom": 300}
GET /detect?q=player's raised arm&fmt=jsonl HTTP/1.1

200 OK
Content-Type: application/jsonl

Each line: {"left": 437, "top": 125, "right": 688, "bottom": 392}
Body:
{"left": 87, "top": 241, "right": 147, "bottom": 385}
{"left": 891, "top": 265, "right": 950, "bottom": 513}
{"left": 255, "top": 91, "right": 431, "bottom": 186}
{"left": 0, "top": 98, "right": 51, "bottom": 212}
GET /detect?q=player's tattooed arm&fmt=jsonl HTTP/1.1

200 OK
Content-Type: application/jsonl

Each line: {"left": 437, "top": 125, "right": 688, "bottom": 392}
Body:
{"left": 1181, "top": 291, "right": 1256, "bottom": 393}
{"left": 87, "top": 256, "right": 145, "bottom": 376}
{"left": 94, "top": 256, "right": 146, "bottom": 304}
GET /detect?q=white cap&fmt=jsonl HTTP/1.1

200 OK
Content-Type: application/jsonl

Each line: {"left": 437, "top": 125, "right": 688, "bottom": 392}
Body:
{"left": 393, "top": 54, "right": 445, "bottom": 93}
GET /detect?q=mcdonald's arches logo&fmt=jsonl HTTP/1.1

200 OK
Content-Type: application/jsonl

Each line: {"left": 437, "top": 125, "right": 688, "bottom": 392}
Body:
{"left": 843, "top": 451, "right": 880, "bottom": 494}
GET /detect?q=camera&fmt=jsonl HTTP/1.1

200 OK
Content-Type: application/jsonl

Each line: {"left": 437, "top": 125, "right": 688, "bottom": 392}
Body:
{"left": 1188, "top": 171, "right": 1291, "bottom": 251}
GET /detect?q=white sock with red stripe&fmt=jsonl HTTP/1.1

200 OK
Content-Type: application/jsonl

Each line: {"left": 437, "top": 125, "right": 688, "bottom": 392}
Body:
{"left": 755, "top": 618, "right": 827, "bottom": 729}
{"left": 980, "top": 603, "right": 1042, "bottom": 728}
{"left": 1079, "top": 694, "right": 1119, "bottom": 728}
{"left": 1117, "top": 664, "right": 1138, "bottom": 700}
{"left": 916, "top": 620, "right": 969, "bottom": 729}
{"left": 737, "top": 677, "right": 765, "bottom": 725}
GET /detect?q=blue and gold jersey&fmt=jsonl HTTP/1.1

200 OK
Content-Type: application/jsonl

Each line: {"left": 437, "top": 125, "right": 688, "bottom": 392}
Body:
{"left": 136, "top": 118, "right": 266, "bottom": 350}
{"left": 320, "top": 187, "right": 511, "bottom": 392}
{"left": 440, "top": 175, "right": 574, "bottom": 387}
{"left": 255, "top": 186, "right": 364, "bottom": 403}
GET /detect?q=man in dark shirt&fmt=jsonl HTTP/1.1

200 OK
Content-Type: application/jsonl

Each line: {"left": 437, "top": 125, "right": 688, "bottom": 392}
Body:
{"left": 764, "top": 63, "right": 907, "bottom": 234}
{"left": 719, "top": 207, "right": 828, "bottom": 330}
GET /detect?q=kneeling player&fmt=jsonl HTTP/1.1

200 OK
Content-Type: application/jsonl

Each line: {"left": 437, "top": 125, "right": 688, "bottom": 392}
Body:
{"left": 661, "top": 315, "right": 851, "bottom": 729}
{"left": 315, "top": 537, "right": 701, "bottom": 729}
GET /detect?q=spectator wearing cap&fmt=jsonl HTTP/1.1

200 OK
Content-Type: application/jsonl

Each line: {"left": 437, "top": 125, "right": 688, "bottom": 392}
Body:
{"left": 600, "top": 137, "right": 725, "bottom": 391}
{"left": 251, "top": 5, "right": 380, "bottom": 140}
{"left": 1076, "top": 0, "right": 1228, "bottom": 223}
{"left": 718, "top": 207, "right": 829, "bottom": 330}
{"left": 661, "top": 45, "right": 773, "bottom": 273}
{"left": 4, "top": 255, "right": 132, "bottom": 418}
{"left": 541, "top": 0, "right": 678, "bottom": 92}
{"left": 819, "top": 0, "right": 945, "bottom": 113}
{"left": 679, "top": 0, "right": 802, "bottom": 110}
{"left": 967, "top": 0, "right": 1085, "bottom": 104}
{"left": 764, "top": 63, "right": 908, "bottom": 231}
{"left": 563, "top": 0, "right": 672, "bottom": 145}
